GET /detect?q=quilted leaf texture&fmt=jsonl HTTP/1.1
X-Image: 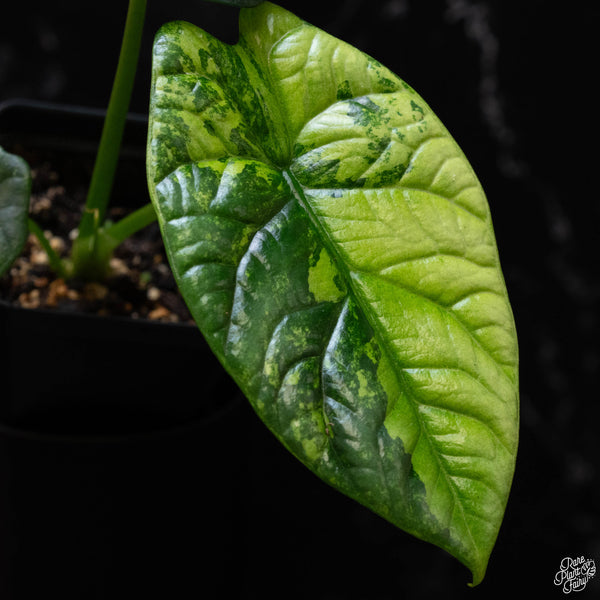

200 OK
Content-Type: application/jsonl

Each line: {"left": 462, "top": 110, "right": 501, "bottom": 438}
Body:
{"left": 146, "top": 2, "right": 519, "bottom": 585}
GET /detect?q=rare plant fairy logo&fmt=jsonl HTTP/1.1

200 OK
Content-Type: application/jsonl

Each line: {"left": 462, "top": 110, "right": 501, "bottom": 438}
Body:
{"left": 554, "top": 556, "right": 596, "bottom": 593}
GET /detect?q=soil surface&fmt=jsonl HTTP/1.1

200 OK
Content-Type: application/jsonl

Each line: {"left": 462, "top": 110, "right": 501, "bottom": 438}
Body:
{"left": 0, "top": 145, "right": 194, "bottom": 324}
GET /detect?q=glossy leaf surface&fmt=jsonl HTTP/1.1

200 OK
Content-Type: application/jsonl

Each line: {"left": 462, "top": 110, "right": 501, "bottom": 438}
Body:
{"left": 0, "top": 146, "right": 30, "bottom": 277}
{"left": 147, "top": 2, "right": 519, "bottom": 584}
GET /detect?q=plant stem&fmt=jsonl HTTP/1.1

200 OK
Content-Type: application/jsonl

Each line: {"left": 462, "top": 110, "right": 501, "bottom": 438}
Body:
{"left": 100, "top": 203, "right": 157, "bottom": 256}
{"left": 66, "top": 204, "right": 157, "bottom": 281}
{"left": 71, "top": 0, "right": 147, "bottom": 278}
{"left": 28, "top": 218, "right": 68, "bottom": 279}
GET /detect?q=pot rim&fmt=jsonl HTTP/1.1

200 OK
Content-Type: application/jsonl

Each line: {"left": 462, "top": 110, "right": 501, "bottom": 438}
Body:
{"left": 0, "top": 297, "right": 198, "bottom": 332}
{"left": 0, "top": 97, "right": 147, "bottom": 126}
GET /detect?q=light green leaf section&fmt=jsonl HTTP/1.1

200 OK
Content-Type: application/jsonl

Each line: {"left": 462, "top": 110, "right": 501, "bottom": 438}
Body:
{"left": 147, "top": 2, "right": 519, "bottom": 585}
{"left": 0, "top": 146, "right": 31, "bottom": 277}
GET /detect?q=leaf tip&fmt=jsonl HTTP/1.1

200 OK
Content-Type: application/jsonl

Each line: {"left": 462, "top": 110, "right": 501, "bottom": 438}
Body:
{"left": 467, "top": 561, "right": 487, "bottom": 588}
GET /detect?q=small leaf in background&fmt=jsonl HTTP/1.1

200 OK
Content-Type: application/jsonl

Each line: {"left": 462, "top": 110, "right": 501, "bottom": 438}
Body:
{"left": 147, "top": 1, "right": 519, "bottom": 585}
{"left": 0, "top": 146, "right": 31, "bottom": 277}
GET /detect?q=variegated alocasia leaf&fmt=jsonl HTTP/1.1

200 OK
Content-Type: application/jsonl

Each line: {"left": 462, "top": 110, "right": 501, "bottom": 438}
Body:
{"left": 0, "top": 146, "right": 30, "bottom": 277}
{"left": 146, "top": 1, "right": 519, "bottom": 585}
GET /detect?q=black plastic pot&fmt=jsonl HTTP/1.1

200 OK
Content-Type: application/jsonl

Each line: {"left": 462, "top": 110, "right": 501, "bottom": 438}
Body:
{"left": 0, "top": 100, "right": 248, "bottom": 598}
{"left": 0, "top": 99, "right": 241, "bottom": 434}
{"left": 0, "top": 300, "right": 238, "bottom": 433}
{"left": 0, "top": 404, "right": 249, "bottom": 599}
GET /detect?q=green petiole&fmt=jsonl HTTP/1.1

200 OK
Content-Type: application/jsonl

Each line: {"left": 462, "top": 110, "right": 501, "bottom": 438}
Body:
{"left": 27, "top": 218, "right": 68, "bottom": 280}
{"left": 71, "top": 0, "right": 148, "bottom": 279}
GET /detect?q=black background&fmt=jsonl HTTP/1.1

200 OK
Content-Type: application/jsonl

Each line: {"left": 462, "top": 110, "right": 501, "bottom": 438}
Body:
{"left": 1, "top": 1, "right": 598, "bottom": 598}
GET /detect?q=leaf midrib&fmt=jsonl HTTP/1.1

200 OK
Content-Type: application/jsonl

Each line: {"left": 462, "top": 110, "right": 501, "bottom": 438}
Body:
{"left": 286, "top": 171, "right": 513, "bottom": 379}
{"left": 284, "top": 167, "right": 497, "bottom": 566}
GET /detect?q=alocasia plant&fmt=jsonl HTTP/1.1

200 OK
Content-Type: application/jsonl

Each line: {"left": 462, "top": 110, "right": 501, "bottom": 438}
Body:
{"left": 0, "top": 0, "right": 155, "bottom": 282}
{"left": 146, "top": 0, "right": 519, "bottom": 585}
